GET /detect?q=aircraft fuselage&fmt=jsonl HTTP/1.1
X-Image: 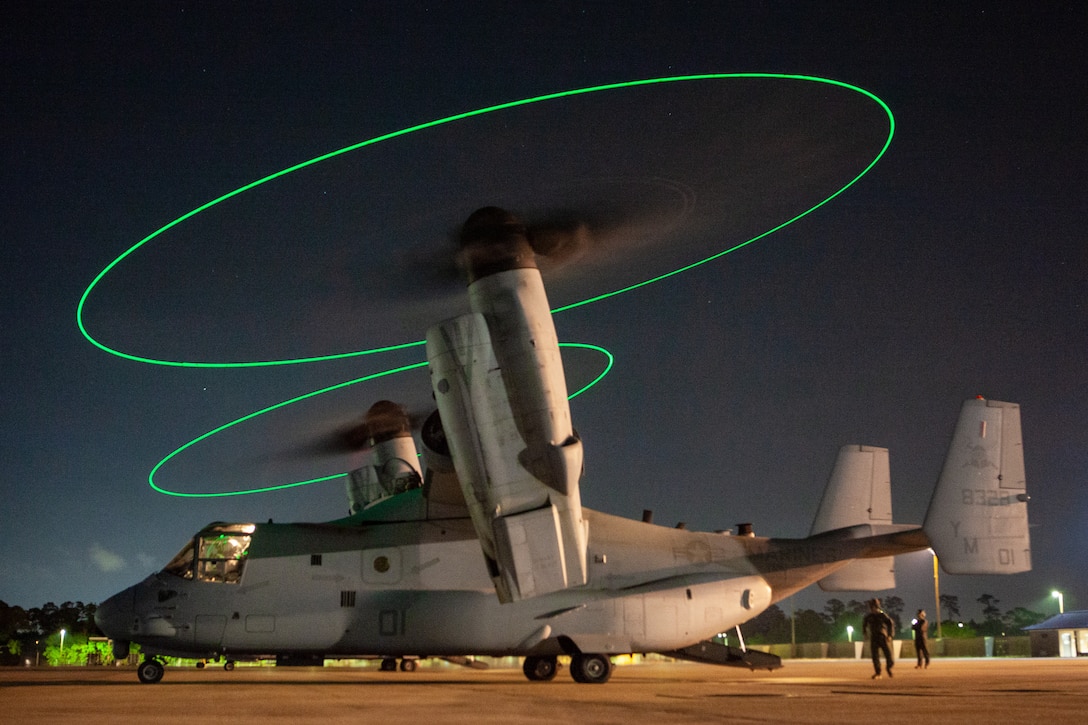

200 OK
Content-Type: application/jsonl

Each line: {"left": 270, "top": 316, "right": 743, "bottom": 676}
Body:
{"left": 97, "top": 500, "right": 878, "bottom": 662}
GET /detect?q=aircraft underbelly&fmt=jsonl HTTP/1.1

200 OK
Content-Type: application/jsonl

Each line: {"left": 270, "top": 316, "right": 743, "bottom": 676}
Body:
{"left": 617, "top": 575, "right": 772, "bottom": 651}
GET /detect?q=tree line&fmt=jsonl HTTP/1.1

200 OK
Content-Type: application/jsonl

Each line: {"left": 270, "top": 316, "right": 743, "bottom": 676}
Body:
{"left": 1, "top": 600, "right": 106, "bottom": 666}
{"left": 741, "top": 594, "right": 1048, "bottom": 645}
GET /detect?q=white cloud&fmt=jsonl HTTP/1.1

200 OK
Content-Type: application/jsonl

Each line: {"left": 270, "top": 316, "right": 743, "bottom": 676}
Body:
{"left": 89, "top": 543, "right": 126, "bottom": 573}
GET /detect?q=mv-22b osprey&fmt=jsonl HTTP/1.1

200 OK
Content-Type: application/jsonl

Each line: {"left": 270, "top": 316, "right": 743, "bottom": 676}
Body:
{"left": 96, "top": 207, "right": 1032, "bottom": 684}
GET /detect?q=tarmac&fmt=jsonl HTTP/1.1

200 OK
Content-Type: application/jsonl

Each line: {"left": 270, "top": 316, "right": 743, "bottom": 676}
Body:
{"left": 4, "top": 658, "right": 1086, "bottom": 724}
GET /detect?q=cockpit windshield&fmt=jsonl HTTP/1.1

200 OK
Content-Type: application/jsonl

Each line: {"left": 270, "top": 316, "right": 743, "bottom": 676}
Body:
{"left": 163, "top": 540, "right": 196, "bottom": 579}
{"left": 162, "top": 523, "right": 254, "bottom": 584}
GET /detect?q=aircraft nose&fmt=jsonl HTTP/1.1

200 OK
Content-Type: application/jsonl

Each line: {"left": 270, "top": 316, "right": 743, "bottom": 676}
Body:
{"left": 95, "top": 586, "right": 135, "bottom": 639}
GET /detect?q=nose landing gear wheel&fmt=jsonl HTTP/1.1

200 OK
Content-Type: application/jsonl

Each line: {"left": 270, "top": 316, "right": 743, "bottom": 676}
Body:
{"left": 137, "top": 658, "right": 165, "bottom": 684}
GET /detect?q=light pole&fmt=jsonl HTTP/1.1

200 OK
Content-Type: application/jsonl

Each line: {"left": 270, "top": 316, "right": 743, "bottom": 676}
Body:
{"left": 846, "top": 625, "right": 854, "bottom": 642}
{"left": 1052, "top": 590, "right": 1064, "bottom": 614}
{"left": 930, "top": 549, "right": 943, "bottom": 638}
{"left": 789, "top": 600, "right": 796, "bottom": 658}
{"left": 59, "top": 629, "right": 66, "bottom": 664}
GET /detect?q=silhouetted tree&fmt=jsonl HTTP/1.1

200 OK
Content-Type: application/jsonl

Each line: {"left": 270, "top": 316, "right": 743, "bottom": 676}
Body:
{"left": 1004, "top": 607, "right": 1046, "bottom": 632}
{"left": 824, "top": 598, "right": 863, "bottom": 639}
{"left": 0, "top": 601, "right": 28, "bottom": 640}
{"left": 846, "top": 599, "right": 870, "bottom": 616}
{"left": 940, "top": 594, "right": 961, "bottom": 622}
{"left": 882, "top": 595, "right": 905, "bottom": 634}
{"left": 793, "top": 609, "right": 829, "bottom": 643}
{"left": 824, "top": 598, "right": 846, "bottom": 621}
{"left": 0, "top": 601, "right": 31, "bottom": 666}
{"left": 744, "top": 604, "right": 790, "bottom": 643}
{"left": 24, "top": 601, "right": 99, "bottom": 638}
{"left": 976, "top": 594, "right": 1003, "bottom": 635}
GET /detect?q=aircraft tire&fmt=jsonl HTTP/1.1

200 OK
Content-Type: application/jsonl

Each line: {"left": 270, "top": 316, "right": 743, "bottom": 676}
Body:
{"left": 570, "top": 653, "right": 611, "bottom": 684}
{"left": 137, "top": 659, "right": 165, "bottom": 684}
{"left": 399, "top": 658, "right": 417, "bottom": 672}
{"left": 523, "top": 655, "right": 558, "bottom": 681}
{"left": 380, "top": 657, "right": 398, "bottom": 671}
{"left": 224, "top": 660, "right": 235, "bottom": 671}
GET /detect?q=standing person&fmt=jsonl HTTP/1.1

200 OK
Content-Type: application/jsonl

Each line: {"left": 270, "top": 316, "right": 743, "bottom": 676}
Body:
{"left": 912, "top": 609, "right": 930, "bottom": 669}
{"left": 862, "top": 598, "right": 895, "bottom": 679}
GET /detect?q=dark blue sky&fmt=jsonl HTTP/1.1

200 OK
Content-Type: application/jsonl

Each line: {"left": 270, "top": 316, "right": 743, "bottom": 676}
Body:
{"left": 2, "top": 2, "right": 1084, "bottom": 622}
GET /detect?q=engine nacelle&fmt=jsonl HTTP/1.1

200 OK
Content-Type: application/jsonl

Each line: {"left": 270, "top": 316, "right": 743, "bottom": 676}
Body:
{"left": 344, "top": 401, "right": 423, "bottom": 514}
{"left": 425, "top": 208, "right": 588, "bottom": 602}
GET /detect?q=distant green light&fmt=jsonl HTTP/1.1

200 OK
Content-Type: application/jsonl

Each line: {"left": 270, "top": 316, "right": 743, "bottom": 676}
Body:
{"left": 150, "top": 343, "right": 612, "bottom": 497}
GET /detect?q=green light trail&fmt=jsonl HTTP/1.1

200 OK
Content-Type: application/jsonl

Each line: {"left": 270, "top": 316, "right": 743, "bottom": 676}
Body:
{"left": 76, "top": 73, "right": 892, "bottom": 497}
{"left": 77, "top": 73, "right": 893, "bottom": 368}
{"left": 150, "top": 343, "right": 613, "bottom": 497}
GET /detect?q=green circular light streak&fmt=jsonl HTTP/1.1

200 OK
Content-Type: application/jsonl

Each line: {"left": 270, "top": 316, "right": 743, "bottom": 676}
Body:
{"left": 77, "top": 73, "right": 894, "bottom": 368}
{"left": 78, "top": 73, "right": 892, "bottom": 498}
{"left": 150, "top": 342, "right": 613, "bottom": 497}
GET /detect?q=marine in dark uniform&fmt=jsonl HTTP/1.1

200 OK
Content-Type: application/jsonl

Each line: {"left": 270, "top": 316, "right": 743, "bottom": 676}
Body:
{"left": 912, "top": 609, "right": 930, "bottom": 669}
{"left": 862, "top": 598, "right": 895, "bottom": 679}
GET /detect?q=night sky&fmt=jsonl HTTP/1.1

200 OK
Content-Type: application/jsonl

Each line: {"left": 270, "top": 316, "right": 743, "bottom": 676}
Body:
{"left": 3, "top": 2, "right": 1085, "bottom": 623}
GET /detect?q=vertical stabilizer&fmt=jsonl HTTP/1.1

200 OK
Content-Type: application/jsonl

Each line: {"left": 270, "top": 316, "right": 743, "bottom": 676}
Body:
{"left": 924, "top": 398, "right": 1030, "bottom": 574}
{"left": 813, "top": 445, "right": 896, "bottom": 591}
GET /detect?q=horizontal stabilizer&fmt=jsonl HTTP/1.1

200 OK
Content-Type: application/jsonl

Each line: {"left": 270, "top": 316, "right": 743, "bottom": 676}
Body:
{"left": 812, "top": 445, "right": 896, "bottom": 590}
{"left": 818, "top": 557, "right": 896, "bottom": 591}
{"left": 924, "top": 398, "right": 1031, "bottom": 574}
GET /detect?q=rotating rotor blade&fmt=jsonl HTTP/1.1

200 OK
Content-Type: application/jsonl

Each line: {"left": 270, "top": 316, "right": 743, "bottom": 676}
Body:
{"left": 292, "top": 400, "right": 431, "bottom": 460}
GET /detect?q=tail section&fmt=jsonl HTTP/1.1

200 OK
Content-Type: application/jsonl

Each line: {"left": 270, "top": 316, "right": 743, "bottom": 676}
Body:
{"left": 924, "top": 398, "right": 1031, "bottom": 574}
{"left": 811, "top": 445, "right": 896, "bottom": 591}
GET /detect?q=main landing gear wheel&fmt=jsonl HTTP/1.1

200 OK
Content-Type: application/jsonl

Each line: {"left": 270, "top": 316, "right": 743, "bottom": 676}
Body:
{"left": 380, "top": 657, "right": 398, "bottom": 671}
{"left": 399, "top": 658, "right": 417, "bottom": 672}
{"left": 224, "top": 660, "right": 236, "bottom": 671}
{"left": 137, "top": 658, "right": 165, "bottom": 684}
{"left": 569, "top": 653, "right": 612, "bottom": 684}
{"left": 522, "top": 655, "right": 559, "bottom": 681}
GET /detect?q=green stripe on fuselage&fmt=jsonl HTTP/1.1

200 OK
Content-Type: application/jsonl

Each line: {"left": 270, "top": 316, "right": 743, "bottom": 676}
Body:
{"left": 244, "top": 489, "right": 477, "bottom": 559}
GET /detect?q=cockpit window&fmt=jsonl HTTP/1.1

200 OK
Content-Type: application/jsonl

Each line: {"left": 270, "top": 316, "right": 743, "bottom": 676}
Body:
{"left": 196, "top": 529, "right": 252, "bottom": 584}
{"left": 162, "top": 523, "right": 254, "bottom": 584}
{"left": 163, "top": 541, "right": 195, "bottom": 580}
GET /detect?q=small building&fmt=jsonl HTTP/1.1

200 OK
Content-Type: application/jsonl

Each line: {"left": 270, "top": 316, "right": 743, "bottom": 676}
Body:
{"left": 1023, "top": 611, "right": 1088, "bottom": 657}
